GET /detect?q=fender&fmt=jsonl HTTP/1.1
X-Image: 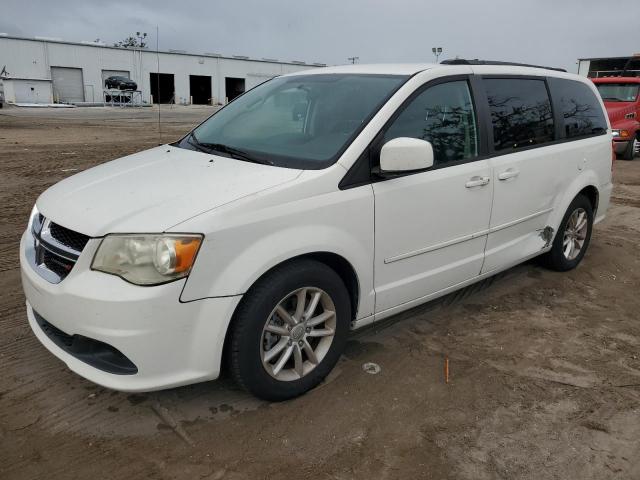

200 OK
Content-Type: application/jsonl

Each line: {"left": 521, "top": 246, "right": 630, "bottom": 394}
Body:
{"left": 176, "top": 171, "right": 376, "bottom": 320}
{"left": 546, "top": 169, "right": 600, "bottom": 238}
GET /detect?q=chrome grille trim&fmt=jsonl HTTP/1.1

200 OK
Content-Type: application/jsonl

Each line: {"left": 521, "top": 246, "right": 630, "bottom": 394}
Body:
{"left": 27, "top": 216, "right": 90, "bottom": 283}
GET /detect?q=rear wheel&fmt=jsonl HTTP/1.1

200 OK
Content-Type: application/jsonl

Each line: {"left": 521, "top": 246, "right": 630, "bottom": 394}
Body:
{"left": 540, "top": 194, "right": 593, "bottom": 271}
{"left": 228, "top": 259, "right": 351, "bottom": 401}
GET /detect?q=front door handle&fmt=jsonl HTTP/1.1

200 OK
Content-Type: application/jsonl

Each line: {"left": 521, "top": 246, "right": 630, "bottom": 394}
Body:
{"left": 465, "top": 176, "right": 490, "bottom": 188}
{"left": 498, "top": 168, "right": 520, "bottom": 181}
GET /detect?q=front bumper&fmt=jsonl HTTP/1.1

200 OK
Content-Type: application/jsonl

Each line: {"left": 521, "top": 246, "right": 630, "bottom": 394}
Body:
{"left": 20, "top": 230, "right": 241, "bottom": 392}
{"left": 613, "top": 140, "right": 630, "bottom": 155}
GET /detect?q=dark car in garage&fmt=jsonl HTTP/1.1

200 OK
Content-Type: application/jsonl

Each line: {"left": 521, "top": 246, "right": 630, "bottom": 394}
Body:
{"left": 105, "top": 76, "right": 137, "bottom": 91}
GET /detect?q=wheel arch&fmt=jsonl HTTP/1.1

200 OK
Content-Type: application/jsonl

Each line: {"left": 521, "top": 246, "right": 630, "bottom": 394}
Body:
{"left": 219, "top": 251, "right": 361, "bottom": 375}
{"left": 578, "top": 185, "right": 599, "bottom": 215}
{"left": 548, "top": 173, "right": 600, "bottom": 236}
{"left": 238, "top": 252, "right": 360, "bottom": 321}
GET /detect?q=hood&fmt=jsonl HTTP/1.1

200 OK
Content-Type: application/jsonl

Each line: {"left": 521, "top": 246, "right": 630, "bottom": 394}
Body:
{"left": 604, "top": 102, "right": 638, "bottom": 123}
{"left": 37, "top": 145, "right": 301, "bottom": 236}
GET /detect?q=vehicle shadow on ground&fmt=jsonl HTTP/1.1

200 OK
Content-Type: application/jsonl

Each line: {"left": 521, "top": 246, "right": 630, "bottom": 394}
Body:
{"left": 126, "top": 262, "right": 534, "bottom": 439}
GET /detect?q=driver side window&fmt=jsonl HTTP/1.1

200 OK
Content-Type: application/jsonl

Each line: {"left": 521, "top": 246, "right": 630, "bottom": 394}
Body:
{"left": 382, "top": 80, "right": 478, "bottom": 166}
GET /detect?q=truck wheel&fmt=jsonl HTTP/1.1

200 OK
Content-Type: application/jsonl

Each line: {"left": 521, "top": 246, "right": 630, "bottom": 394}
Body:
{"left": 540, "top": 194, "right": 593, "bottom": 272}
{"left": 228, "top": 259, "right": 351, "bottom": 401}
{"left": 619, "top": 137, "right": 637, "bottom": 160}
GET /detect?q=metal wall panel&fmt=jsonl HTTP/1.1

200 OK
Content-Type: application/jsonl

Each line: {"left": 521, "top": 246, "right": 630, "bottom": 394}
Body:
{"left": 13, "top": 79, "right": 52, "bottom": 103}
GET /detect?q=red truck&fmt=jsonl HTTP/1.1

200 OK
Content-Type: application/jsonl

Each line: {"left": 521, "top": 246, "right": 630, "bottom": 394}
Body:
{"left": 591, "top": 76, "right": 640, "bottom": 160}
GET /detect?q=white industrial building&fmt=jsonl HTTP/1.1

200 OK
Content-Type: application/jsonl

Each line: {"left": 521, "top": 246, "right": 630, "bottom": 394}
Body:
{"left": 577, "top": 54, "right": 640, "bottom": 78}
{"left": 0, "top": 34, "right": 324, "bottom": 105}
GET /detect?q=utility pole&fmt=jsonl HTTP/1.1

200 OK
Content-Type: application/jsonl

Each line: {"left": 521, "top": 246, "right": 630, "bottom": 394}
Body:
{"left": 431, "top": 47, "right": 443, "bottom": 63}
{"left": 347, "top": 56, "right": 359, "bottom": 65}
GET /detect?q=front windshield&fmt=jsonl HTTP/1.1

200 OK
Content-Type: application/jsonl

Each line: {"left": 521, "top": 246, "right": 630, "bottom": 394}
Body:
{"left": 183, "top": 74, "right": 407, "bottom": 169}
{"left": 596, "top": 83, "right": 640, "bottom": 102}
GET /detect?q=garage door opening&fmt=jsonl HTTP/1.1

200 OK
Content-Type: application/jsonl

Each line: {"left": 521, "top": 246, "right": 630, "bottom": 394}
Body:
{"left": 225, "top": 77, "right": 245, "bottom": 102}
{"left": 189, "top": 75, "right": 212, "bottom": 104}
{"left": 51, "top": 67, "right": 85, "bottom": 104}
{"left": 150, "top": 73, "right": 175, "bottom": 104}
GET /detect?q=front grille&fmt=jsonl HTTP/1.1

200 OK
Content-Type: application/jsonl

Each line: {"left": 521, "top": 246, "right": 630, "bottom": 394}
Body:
{"left": 38, "top": 313, "right": 74, "bottom": 348}
{"left": 29, "top": 216, "right": 92, "bottom": 283}
{"left": 42, "top": 249, "right": 75, "bottom": 278}
{"left": 50, "top": 222, "right": 90, "bottom": 252}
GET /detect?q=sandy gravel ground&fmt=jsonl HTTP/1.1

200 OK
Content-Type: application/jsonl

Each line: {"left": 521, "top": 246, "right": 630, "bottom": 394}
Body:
{"left": 1, "top": 105, "right": 639, "bottom": 480}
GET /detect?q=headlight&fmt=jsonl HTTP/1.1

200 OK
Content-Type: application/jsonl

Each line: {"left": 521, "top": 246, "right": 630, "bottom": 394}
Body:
{"left": 92, "top": 234, "right": 203, "bottom": 285}
{"left": 612, "top": 129, "right": 630, "bottom": 139}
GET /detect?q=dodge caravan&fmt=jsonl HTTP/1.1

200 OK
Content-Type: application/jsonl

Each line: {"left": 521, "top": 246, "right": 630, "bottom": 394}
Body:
{"left": 21, "top": 61, "right": 613, "bottom": 400}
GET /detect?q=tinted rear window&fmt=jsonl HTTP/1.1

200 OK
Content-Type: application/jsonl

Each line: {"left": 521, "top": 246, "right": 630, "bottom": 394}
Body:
{"left": 551, "top": 79, "right": 607, "bottom": 139}
{"left": 485, "top": 78, "right": 555, "bottom": 151}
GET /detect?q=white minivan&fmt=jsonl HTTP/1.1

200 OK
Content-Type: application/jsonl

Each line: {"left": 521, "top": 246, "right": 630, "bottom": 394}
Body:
{"left": 21, "top": 61, "right": 613, "bottom": 400}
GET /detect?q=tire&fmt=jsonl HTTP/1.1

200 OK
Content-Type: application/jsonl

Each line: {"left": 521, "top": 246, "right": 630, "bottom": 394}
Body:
{"left": 619, "top": 137, "right": 637, "bottom": 161}
{"left": 540, "top": 194, "right": 593, "bottom": 271}
{"left": 228, "top": 259, "right": 351, "bottom": 401}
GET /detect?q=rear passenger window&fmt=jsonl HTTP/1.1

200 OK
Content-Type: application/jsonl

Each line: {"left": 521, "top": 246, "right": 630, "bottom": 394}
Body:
{"left": 383, "top": 81, "right": 478, "bottom": 166}
{"left": 485, "top": 78, "right": 555, "bottom": 151}
{"left": 553, "top": 80, "right": 607, "bottom": 138}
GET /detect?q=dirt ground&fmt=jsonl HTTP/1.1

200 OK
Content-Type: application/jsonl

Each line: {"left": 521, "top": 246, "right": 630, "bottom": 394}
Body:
{"left": 1, "top": 105, "right": 639, "bottom": 480}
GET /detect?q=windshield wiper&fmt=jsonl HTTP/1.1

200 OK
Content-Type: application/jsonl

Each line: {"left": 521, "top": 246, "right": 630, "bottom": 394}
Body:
{"left": 199, "top": 142, "right": 273, "bottom": 165}
{"left": 186, "top": 131, "right": 210, "bottom": 153}
{"left": 187, "top": 131, "right": 272, "bottom": 165}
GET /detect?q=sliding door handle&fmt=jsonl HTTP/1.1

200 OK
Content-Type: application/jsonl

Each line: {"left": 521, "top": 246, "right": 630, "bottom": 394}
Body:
{"left": 465, "top": 176, "right": 490, "bottom": 188}
{"left": 498, "top": 168, "right": 520, "bottom": 181}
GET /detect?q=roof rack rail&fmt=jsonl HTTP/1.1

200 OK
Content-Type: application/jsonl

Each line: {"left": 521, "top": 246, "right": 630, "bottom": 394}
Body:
{"left": 441, "top": 59, "right": 566, "bottom": 73}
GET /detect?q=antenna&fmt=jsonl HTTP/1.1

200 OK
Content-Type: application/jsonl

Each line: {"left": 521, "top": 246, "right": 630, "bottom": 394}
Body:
{"left": 156, "top": 25, "right": 161, "bottom": 143}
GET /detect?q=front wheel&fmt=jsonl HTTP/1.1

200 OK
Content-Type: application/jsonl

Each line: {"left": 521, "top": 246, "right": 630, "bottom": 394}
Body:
{"left": 619, "top": 137, "right": 638, "bottom": 161}
{"left": 540, "top": 194, "right": 593, "bottom": 271}
{"left": 228, "top": 259, "right": 351, "bottom": 401}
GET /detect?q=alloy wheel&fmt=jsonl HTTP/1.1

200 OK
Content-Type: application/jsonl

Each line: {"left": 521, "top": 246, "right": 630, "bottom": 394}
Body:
{"left": 261, "top": 287, "right": 337, "bottom": 381}
{"left": 562, "top": 207, "right": 588, "bottom": 260}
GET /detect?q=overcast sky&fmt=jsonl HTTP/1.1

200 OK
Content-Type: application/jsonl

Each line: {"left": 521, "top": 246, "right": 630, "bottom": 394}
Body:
{"left": 1, "top": 0, "right": 638, "bottom": 71}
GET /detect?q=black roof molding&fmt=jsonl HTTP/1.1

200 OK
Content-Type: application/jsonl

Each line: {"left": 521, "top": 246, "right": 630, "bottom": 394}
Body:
{"left": 441, "top": 58, "right": 566, "bottom": 73}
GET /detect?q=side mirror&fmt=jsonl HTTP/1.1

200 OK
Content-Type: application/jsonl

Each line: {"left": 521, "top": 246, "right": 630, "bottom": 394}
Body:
{"left": 380, "top": 137, "right": 434, "bottom": 173}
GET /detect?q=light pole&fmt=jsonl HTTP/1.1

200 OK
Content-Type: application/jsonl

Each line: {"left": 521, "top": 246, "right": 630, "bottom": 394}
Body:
{"left": 432, "top": 47, "right": 443, "bottom": 63}
{"left": 136, "top": 31, "right": 148, "bottom": 47}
